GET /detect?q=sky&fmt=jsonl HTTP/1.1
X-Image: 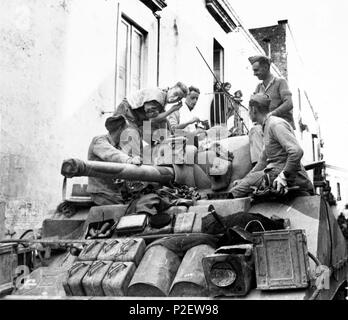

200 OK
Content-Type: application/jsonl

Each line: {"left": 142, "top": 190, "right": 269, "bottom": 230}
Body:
{"left": 230, "top": 0, "right": 348, "bottom": 169}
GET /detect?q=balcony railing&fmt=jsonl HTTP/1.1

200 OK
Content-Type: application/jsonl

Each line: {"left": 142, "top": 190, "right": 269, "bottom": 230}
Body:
{"left": 210, "top": 91, "right": 248, "bottom": 135}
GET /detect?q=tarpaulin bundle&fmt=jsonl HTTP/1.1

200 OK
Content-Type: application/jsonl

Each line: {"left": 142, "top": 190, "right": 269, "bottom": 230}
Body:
{"left": 124, "top": 183, "right": 202, "bottom": 216}
{"left": 125, "top": 193, "right": 172, "bottom": 216}
{"left": 202, "top": 211, "right": 285, "bottom": 235}
{"left": 201, "top": 211, "right": 286, "bottom": 247}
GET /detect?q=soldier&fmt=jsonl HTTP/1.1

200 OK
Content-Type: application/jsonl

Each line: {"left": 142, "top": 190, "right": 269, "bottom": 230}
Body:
{"left": 229, "top": 94, "right": 313, "bottom": 198}
{"left": 248, "top": 55, "right": 295, "bottom": 166}
{"left": 115, "top": 83, "right": 189, "bottom": 147}
{"left": 115, "top": 83, "right": 188, "bottom": 130}
{"left": 168, "top": 86, "right": 202, "bottom": 134}
{"left": 86, "top": 114, "right": 143, "bottom": 206}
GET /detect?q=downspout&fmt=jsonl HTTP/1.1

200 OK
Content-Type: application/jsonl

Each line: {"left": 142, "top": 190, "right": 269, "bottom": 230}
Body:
{"left": 153, "top": 12, "right": 161, "bottom": 86}
{"left": 114, "top": 2, "right": 121, "bottom": 110}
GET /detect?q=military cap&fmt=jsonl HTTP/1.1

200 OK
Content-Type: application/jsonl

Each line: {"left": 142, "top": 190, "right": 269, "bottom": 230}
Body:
{"left": 249, "top": 93, "right": 271, "bottom": 107}
{"left": 248, "top": 55, "right": 271, "bottom": 66}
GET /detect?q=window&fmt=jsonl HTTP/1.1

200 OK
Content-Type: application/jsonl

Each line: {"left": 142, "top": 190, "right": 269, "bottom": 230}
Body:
{"left": 210, "top": 39, "right": 226, "bottom": 126}
{"left": 312, "top": 134, "right": 319, "bottom": 162}
{"left": 118, "top": 17, "right": 146, "bottom": 101}
{"left": 213, "top": 39, "right": 224, "bottom": 82}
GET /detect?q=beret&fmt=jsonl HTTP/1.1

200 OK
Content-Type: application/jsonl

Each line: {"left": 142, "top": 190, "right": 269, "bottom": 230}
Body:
{"left": 127, "top": 88, "right": 167, "bottom": 110}
{"left": 249, "top": 94, "right": 271, "bottom": 107}
{"left": 248, "top": 55, "right": 270, "bottom": 65}
{"left": 105, "top": 114, "right": 127, "bottom": 133}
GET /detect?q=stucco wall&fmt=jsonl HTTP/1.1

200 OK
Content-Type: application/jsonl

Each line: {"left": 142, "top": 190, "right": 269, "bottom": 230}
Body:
{"left": 0, "top": 0, "right": 119, "bottom": 236}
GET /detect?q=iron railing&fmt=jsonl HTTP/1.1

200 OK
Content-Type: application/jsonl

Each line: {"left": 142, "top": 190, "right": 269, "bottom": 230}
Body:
{"left": 210, "top": 91, "right": 248, "bottom": 135}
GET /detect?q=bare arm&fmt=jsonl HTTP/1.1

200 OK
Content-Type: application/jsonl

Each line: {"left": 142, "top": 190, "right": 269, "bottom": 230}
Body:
{"left": 270, "top": 79, "right": 293, "bottom": 117}
{"left": 172, "top": 117, "right": 199, "bottom": 130}
{"left": 150, "top": 101, "right": 183, "bottom": 124}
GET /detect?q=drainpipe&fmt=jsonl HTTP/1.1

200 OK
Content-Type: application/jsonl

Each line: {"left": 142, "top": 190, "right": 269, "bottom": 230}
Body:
{"left": 263, "top": 38, "right": 271, "bottom": 59}
{"left": 153, "top": 12, "right": 161, "bottom": 86}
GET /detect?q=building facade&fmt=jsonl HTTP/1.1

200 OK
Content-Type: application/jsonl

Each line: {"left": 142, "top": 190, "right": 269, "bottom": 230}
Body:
{"left": 0, "top": 0, "right": 317, "bottom": 237}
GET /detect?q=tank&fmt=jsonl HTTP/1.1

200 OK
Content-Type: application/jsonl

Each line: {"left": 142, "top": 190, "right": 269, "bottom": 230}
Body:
{"left": 2, "top": 136, "right": 348, "bottom": 300}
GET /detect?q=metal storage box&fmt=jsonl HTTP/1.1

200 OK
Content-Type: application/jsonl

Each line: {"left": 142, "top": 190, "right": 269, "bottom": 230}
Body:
{"left": 173, "top": 212, "right": 196, "bottom": 233}
{"left": 253, "top": 229, "right": 310, "bottom": 290}
{"left": 0, "top": 243, "right": 18, "bottom": 295}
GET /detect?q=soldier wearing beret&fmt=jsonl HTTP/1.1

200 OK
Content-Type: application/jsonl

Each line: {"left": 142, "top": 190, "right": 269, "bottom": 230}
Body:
{"left": 248, "top": 55, "right": 295, "bottom": 165}
{"left": 86, "top": 114, "right": 143, "bottom": 206}
{"left": 229, "top": 94, "right": 313, "bottom": 198}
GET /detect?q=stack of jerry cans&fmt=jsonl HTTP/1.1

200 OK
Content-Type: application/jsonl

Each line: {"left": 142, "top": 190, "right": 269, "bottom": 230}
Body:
{"left": 97, "top": 238, "right": 146, "bottom": 266}
{"left": 97, "top": 238, "right": 146, "bottom": 296}
{"left": 63, "top": 261, "right": 93, "bottom": 296}
{"left": 63, "top": 238, "right": 146, "bottom": 296}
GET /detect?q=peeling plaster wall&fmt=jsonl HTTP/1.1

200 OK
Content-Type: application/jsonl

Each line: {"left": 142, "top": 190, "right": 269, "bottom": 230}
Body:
{"left": 0, "top": 0, "right": 118, "bottom": 237}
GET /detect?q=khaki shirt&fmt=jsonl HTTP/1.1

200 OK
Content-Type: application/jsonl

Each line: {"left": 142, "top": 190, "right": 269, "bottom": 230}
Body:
{"left": 255, "top": 76, "right": 295, "bottom": 129}
{"left": 252, "top": 116, "right": 310, "bottom": 188}
{"left": 86, "top": 134, "right": 137, "bottom": 201}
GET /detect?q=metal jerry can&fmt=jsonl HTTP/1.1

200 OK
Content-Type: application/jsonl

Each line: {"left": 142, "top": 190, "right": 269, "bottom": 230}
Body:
{"left": 102, "top": 262, "right": 136, "bottom": 296}
{"left": 170, "top": 244, "right": 215, "bottom": 297}
{"left": 97, "top": 238, "right": 145, "bottom": 266}
{"left": 128, "top": 245, "right": 181, "bottom": 297}
{"left": 81, "top": 260, "right": 113, "bottom": 296}
{"left": 77, "top": 240, "right": 105, "bottom": 261}
{"left": 63, "top": 261, "right": 93, "bottom": 296}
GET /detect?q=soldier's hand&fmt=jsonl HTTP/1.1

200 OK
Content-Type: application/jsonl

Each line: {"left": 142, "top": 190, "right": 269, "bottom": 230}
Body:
{"left": 231, "top": 179, "right": 241, "bottom": 188}
{"left": 191, "top": 116, "right": 200, "bottom": 124}
{"left": 272, "top": 172, "right": 288, "bottom": 195}
{"left": 171, "top": 101, "right": 183, "bottom": 112}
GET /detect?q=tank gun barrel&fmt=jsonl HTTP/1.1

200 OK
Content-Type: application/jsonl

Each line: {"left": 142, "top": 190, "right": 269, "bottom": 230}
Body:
{"left": 61, "top": 158, "right": 175, "bottom": 184}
